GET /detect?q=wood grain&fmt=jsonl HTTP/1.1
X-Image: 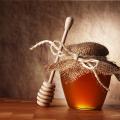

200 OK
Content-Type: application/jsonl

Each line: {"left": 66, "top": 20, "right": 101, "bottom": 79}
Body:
{"left": 0, "top": 98, "right": 120, "bottom": 120}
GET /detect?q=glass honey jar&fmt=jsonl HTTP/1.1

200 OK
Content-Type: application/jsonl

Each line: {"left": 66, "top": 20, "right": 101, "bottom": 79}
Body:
{"left": 49, "top": 42, "right": 120, "bottom": 110}
{"left": 61, "top": 72, "right": 111, "bottom": 110}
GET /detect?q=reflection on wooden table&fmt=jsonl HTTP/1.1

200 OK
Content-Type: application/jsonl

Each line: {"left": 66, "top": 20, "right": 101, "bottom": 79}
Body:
{"left": 0, "top": 98, "right": 120, "bottom": 120}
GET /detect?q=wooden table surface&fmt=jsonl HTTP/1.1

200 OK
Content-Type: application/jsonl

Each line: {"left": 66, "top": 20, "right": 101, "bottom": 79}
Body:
{"left": 0, "top": 98, "right": 120, "bottom": 120}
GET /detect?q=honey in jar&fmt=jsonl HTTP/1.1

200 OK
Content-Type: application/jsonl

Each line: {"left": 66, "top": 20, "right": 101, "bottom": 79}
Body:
{"left": 49, "top": 42, "right": 120, "bottom": 110}
{"left": 61, "top": 72, "right": 111, "bottom": 110}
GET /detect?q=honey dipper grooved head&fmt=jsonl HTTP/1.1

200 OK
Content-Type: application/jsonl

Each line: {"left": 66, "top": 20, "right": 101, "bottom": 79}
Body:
{"left": 37, "top": 81, "right": 55, "bottom": 107}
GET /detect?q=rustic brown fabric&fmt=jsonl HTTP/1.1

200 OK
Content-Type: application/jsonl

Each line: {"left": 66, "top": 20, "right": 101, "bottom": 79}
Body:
{"left": 66, "top": 42, "right": 109, "bottom": 57}
{"left": 48, "top": 42, "right": 120, "bottom": 82}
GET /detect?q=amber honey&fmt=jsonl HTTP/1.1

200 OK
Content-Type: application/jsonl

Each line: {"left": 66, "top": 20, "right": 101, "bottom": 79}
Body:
{"left": 61, "top": 72, "right": 111, "bottom": 110}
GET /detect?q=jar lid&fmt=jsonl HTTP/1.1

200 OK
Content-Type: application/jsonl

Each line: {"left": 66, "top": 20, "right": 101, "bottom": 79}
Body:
{"left": 48, "top": 42, "right": 120, "bottom": 83}
{"left": 66, "top": 42, "right": 109, "bottom": 57}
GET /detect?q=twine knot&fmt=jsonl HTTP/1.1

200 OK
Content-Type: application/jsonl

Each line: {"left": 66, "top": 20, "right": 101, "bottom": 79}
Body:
{"left": 30, "top": 40, "right": 110, "bottom": 91}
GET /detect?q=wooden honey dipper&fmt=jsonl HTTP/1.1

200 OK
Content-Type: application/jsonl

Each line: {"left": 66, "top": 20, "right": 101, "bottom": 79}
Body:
{"left": 37, "top": 17, "right": 73, "bottom": 107}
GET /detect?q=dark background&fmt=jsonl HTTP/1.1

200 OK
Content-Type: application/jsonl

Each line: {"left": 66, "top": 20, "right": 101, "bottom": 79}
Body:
{"left": 0, "top": 1, "right": 120, "bottom": 104}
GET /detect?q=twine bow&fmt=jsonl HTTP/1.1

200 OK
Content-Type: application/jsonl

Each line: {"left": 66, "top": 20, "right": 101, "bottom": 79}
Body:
{"left": 30, "top": 40, "right": 110, "bottom": 91}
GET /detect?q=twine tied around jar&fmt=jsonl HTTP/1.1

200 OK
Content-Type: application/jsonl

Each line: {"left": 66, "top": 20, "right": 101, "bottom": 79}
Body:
{"left": 30, "top": 40, "right": 110, "bottom": 91}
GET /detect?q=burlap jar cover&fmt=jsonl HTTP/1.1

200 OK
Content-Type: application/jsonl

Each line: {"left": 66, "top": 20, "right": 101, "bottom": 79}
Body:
{"left": 48, "top": 42, "right": 120, "bottom": 90}
{"left": 30, "top": 40, "right": 120, "bottom": 91}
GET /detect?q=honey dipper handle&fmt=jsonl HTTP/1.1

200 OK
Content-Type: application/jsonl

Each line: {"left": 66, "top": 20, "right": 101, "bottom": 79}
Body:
{"left": 65, "top": 17, "right": 73, "bottom": 32}
{"left": 48, "top": 17, "right": 73, "bottom": 83}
